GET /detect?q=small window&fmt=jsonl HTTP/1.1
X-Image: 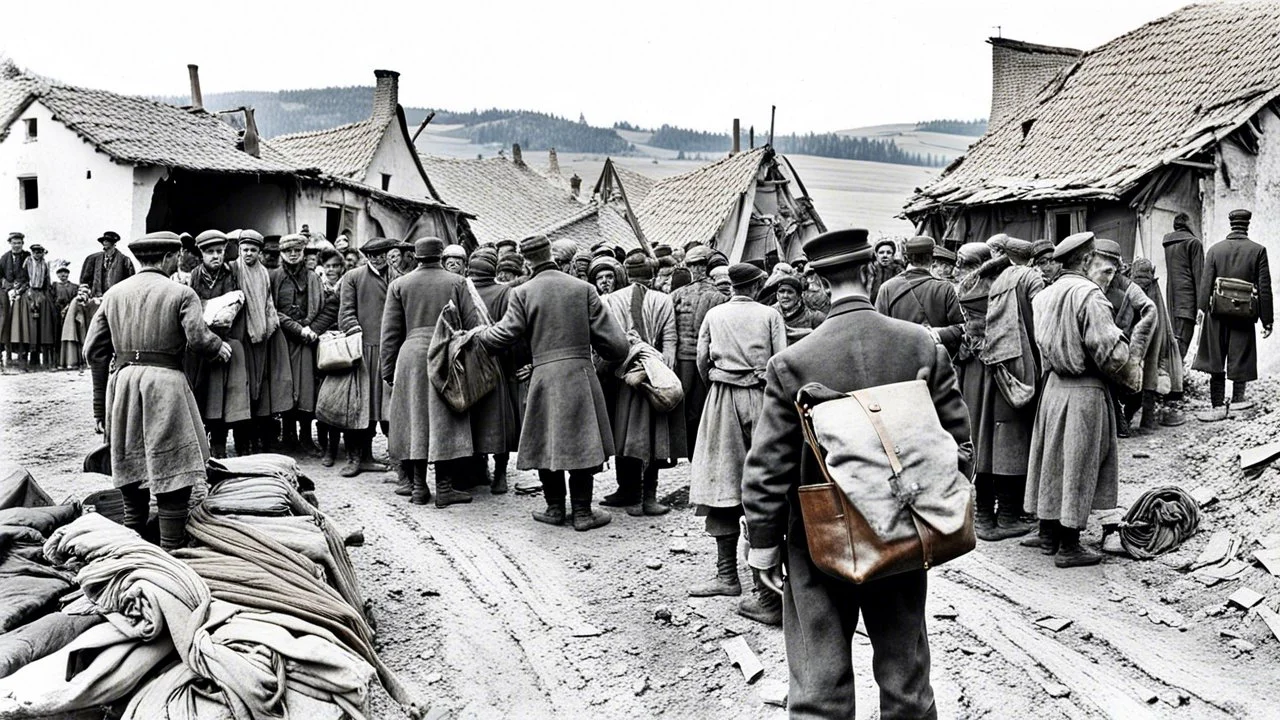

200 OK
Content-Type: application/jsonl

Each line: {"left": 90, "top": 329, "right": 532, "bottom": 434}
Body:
{"left": 380, "top": 173, "right": 391, "bottom": 191}
{"left": 1046, "top": 206, "right": 1086, "bottom": 242}
{"left": 24, "top": 118, "right": 36, "bottom": 141}
{"left": 18, "top": 176, "right": 38, "bottom": 210}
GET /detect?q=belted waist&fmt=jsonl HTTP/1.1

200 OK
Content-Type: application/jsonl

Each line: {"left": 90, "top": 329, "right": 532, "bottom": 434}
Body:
{"left": 532, "top": 345, "right": 591, "bottom": 367}
{"left": 116, "top": 350, "right": 184, "bottom": 371}
{"left": 407, "top": 327, "right": 435, "bottom": 341}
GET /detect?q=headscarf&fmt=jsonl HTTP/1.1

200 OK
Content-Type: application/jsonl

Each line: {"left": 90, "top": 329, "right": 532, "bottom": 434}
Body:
{"left": 23, "top": 253, "right": 49, "bottom": 290}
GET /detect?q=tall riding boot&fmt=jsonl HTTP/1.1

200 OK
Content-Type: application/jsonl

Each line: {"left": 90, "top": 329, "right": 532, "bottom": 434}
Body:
{"left": 627, "top": 464, "right": 670, "bottom": 516}
{"left": 209, "top": 423, "right": 228, "bottom": 460}
{"left": 1139, "top": 391, "right": 1160, "bottom": 430}
{"left": 298, "top": 417, "right": 322, "bottom": 456}
{"left": 533, "top": 470, "right": 567, "bottom": 525}
{"left": 1055, "top": 526, "right": 1102, "bottom": 568}
{"left": 689, "top": 534, "right": 742, "bottom": 597}
{"left": 339, "top": 431, "right": 362, "bottom": 477}
{"left": 602, "top": 457, "right": 642, "bottom": 507}
{"left": 569, "top": 471, "right": 612, "bottom": 531}
{"left": 259, "top": 417, "right": 278, "bottom": 454}
{"left": 394, "top": 460, "right": 413, "bottom": 496}
{"left": 491, "top": 453, "right": 509, "bottom": 495}
{"left": 974, "top": 473, "right": 998, "bottom": 540}
{"left": 1020, "top": 519, "right": 1060, "bottom": 555}
{"left": 986, "top": 475, "right": 1035, "bottom": 540}
{"left": 1231, "top": 381, "right": 1254, "bottom": 411}
{"left": 280, "top": 417, "right": 299, "bottom": 453}
{"left": 435, "top": 460, "right": 473, "bottom": 508}
{"left": 737, "top": 570, "right": 782, "bottom": 626}
{"left": 410, "top": 461, "right": 432, "bottom": 505}
{"left": 1198, "top": 374, "right": 1229, "bottom": 422}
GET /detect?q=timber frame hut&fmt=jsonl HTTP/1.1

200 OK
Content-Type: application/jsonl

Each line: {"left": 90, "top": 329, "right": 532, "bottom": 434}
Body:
{"left": 636, "top": 146, "right": 824, "bottom": 262}
{"left": 905, "top": 1, "right": 1280, "bottom": 275}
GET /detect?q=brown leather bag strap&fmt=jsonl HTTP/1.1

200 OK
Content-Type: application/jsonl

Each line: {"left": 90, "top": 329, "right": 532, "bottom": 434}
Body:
{"left": 848, "top": 389, "right": 904, "bottom": 477}
{"left": 796, "top": 400, "right": 838, "bottom": 487}
{"left": 909, "top": 510, "right": 935, "bottom": 569}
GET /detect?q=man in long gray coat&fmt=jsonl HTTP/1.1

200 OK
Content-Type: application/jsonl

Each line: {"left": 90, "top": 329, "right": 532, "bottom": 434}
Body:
{"left": 1162, "top": 213, "right": 1203, "bottom": 361}
{"left": 478, "top": 235, "right": 631, "bottom": 531}
{"left": 742, "top": 228, "right": 972, "bottom": 719}
{"left": 669, "top": 244, "right": 725, "bottom": 458}
{"left": 1022, "top": 232, "right": 1141, "bottom": 568}
{"left": 1193, "top": 209, "right": 1273, "bottom": 420}
{"left": 338, "top": 237, "right": 399, "bottom": 476}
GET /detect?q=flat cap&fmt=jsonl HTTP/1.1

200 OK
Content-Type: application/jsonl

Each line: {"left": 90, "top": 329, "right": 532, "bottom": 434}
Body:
{"left": 238, "top": 230, "right": 265, "bottom": 248}
{"left": 729, "top": 262, "right": 767, "bottom": 288}
{"left": 653, "top": 244, "right": 673, "bottom": 259}
{"left": 28, "top": 243, "right": 45, "bottom": 252}
{"left": 932, "top": 246, "right": 957, "bottom": 263}
{"left": 1229, "top": 209, "right": 1252, "bottom": 223}
{"left": 772, "top": 274, "right": 804, "bottom": 294}
{"left": 194, "top": 229, "right": 228, "bottom": 249}
{"left": 443, "top": 244, "right": 467, "bottom": 260}
{"left": 905, "top": 236, "right": 935, "bottom": 254}
{"left": 415, "top": 237, "right": 445, "bottom": 259}
{"left": 520, "top": 235, "right": 551, "bottom": 257}
{"left": 1031, "top": 239, "right": 1055, "bottom": 259}
{"left": 129, "top": 231, "right": 183, "bottom": 255}
{"left": 278, "top": 234, "right": 306, "bottom": 251}
{"left": 1004, "top": 238, "right": 1034, "bottom": 260}
{"left": 470, "top": 252, "right": 497, "bottom": 277}
{"left": 624, "top": 253, "right": 654, "bottom": 280}
{"left": 684, "top": 245, "right": 712, "bottom": 265}
{"left": 707, "top": 251, "right": 729, "bottom": 271}
{"left": 874, "top": 238, "right": 896, "bottom": 254}
{"left": 7, "top": 232, "right": 23, "bottom": 241}
{"left": 361, "top": 237, "right": 397, "bottom": 254}
{"left": 804, "top": 229, "right": 874, "bottom": 272}
{"left": 1054, "top": 231, "right": 1095, "bottom": 260}
{"left": 98, "top": 231, "right": 121, "bottom": 244}
{"left": 1094, "top": 238, "right": 1123, "bottom": 260}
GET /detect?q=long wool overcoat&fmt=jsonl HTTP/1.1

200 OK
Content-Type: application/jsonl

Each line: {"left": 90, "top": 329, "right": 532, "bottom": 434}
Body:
{"left": 473, "top": 275, "right": 526, "bottom": 436}
{"left": 84, "top": 269, "right": 223, "bottom": 493}
{"left": 1193, "top": 232, "right": 1273, "bottom": 381}
{"left": 479, "top": 266, "right": 630, "bottom": 471}
{"left": 187, "top": 264, "right": 251, "bottom": 424}
{"left": 339, "top": 264, "right": 399, "bottom": 424}
{"left": 271, "top": 263, "right": 337, "bottom": 413}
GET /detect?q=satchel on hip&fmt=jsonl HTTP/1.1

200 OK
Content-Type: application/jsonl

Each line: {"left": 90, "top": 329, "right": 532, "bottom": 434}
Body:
{"left": 794, "top": 380, "right": 975, "bottom": 584}
{"left": 1210, "top": 277, "right": 1259, "bottom": 321}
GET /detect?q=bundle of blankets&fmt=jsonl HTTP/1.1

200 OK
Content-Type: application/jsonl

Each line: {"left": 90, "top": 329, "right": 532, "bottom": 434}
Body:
{"left": 0, "top": 455, "right": 420, "bottom": 720}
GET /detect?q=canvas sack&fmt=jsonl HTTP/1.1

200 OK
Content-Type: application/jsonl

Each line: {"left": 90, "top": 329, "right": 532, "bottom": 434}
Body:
{"left": 315, "top": 367, "right": 369, "bottom": 430}
{"left": 317, "top": 331, "right": 362, "bottom": 373}
{"left": 428, "top": 301, "right": 500, "bottom": 413}
{"left": 795, "top": 379, "right": 975, "bottom": 584}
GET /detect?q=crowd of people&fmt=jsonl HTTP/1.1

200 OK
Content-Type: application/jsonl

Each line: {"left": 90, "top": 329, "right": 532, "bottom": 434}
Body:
{"left": 8, "top": 204, "right": 1272, "bottom": 719}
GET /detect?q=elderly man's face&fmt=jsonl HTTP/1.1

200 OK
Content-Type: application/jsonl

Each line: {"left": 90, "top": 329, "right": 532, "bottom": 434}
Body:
{"left": 445, "top": 257, "right": 466, "bottom": 275}
{"left": 366, "top": 251, "right": 388, "bottom": 271}
{"left": 239, "top": 244, "right": 261, "bottom": 266}
{"left": 595, "top": 269, "right": 616, "bottom": 295}
{"left": 876, "top": 245, "right": 895, "bottom": 266}
{"left": 201, "top": 245, "right": 225, "bottom": 270}
{"left": 282, "top": 247, "right": 305, "bottom": 266}
{"left": 387, "top": 248, "right": 402, "bottom": 267}
{"left": 1087, "top": 256, "right": 1118, "bottom": 290}
{"left": 776, "top": 284, "right": 800, "bottom": 311}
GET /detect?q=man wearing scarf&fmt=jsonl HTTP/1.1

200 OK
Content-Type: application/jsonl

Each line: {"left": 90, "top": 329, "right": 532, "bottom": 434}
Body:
{"left": 1, "top": 232, "right": 30, "bottom": 368}
{"left": 186, "top": 231, "right": 252, "bottom": 457}
{"left": 773, "top": 273, "right": 826, "bottom": 345}
{"left": 1193, "top": 209, "right": 1273, "bottom": 420}
{"left": 467, "top": 247, "right": 521, "bottom": 495}
{"left": 22, "top": 243, "right": 59, "bottom": 368}
{"left": 272, "top": 234, "right": 338, "bottom": 457}
{"left": 79, "top": 231, "right": 136, "bottom": 299}
{"left": 1129, "top": 258, "right": 1186, "bottom": 428}
{"left": 230, "top": 230, "right": 293, "bottom": 451}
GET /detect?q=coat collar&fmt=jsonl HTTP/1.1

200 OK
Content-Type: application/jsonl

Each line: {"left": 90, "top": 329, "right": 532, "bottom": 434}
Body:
{"left": 827, "top": 295, "right": 874, "bottom": 319}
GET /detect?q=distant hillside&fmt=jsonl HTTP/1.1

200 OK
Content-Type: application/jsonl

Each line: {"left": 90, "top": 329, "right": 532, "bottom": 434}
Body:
{"left": 646, "top": 124, "right": 946, "bottom": 167}
{"left": 916, "top": 119, "right": 987, "bottom": 136}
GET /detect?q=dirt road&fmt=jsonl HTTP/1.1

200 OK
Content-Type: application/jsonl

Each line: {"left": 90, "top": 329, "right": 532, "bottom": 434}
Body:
{"left": 1, "top": 369, "right": 1275, "bottom": 718}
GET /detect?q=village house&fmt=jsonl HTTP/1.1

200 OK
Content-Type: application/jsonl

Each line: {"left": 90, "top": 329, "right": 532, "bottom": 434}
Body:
{"left": 0, "top": 62, "right": 469, "bottom": 275}
{"left": 904, "top": 1, "right": 1280, "bottom": 276}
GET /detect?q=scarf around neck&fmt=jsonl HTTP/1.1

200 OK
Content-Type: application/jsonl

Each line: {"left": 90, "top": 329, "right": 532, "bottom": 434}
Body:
{"left": 233, "top": 258, "right": 279, "bottom": 343}
{"left": 23, "top": 255, "right": 48, "bottom": 290}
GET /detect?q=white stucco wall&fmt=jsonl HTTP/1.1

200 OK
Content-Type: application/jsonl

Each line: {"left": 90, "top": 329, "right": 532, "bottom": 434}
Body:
{"left": 0, "top": 101, "right": 143, "bottom": 278}
{"left": 362, "top": 120, "right": 431, "bottom": 199}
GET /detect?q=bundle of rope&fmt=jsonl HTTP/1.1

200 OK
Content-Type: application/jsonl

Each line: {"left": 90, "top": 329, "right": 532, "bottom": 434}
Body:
{"left": 1117, "top": 486, "right": 1201, "bottom": 559}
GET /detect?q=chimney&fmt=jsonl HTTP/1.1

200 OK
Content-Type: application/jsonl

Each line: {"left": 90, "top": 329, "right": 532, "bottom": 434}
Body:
{"left": 548, "top": 148, "right": 560, "bottom": 176}
{"left": 241, "top": 108, "right": 260, "bottom": 158}
{"left": 372, "top": 69, "right": 400, "bottom": 120}
{"left": 749, "top": 126, "right": 755, "bottom": 149}
{"left": 987, "top": 38, "right": 1082, "bottom": 128}
{"left": 512, "top": 143, "right": 525, "bottom": 168}
{"left": 570, "top": 173, "right": 582, "bottom": 198}
{"left": 732, "top": 119, "right": 740, "bottom": 155}
{"left": 187, "top": 64, "right": 203, "bottom": 110}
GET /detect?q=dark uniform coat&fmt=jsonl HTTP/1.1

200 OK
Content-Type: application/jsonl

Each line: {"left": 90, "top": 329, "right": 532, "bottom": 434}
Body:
{"left": 84, "top": 269, "right": 223, "bottom": 493}
{"left": 874, "top": 267, "right": 965, "bottom": 355}
{"left": 80, "top": 249, "right": 136, "bottom": 298}
{"left": 474, "top": 276, "right": 527, "bottom": 433}
{"left": 187, "top": 264, "right": 251, "bottom": 424}
{"left": 339, "top": 263, "right": 398, "bottom": 424}
{"left": 478, "top": 266, "right": 630, "bottom": 471}
{"left": 271, "top": 263, "right": 336, "bottom": 413}
{"left": 742, "top": 295, "right": 971, "bottom": 719}
{"left": 1194, "top": 231, "right": 1273, "bottom": 381}
{"left": 671, "top": 278, "right": 726, "bottom": 454}
{"left": 602, "top": 284, "right": 688, "bottom": 463}
{"left": 0, "top": 250, "right": 28, "bottom": 345}
{"left": 868, "top": 259, "right": 905, "bottom": 303}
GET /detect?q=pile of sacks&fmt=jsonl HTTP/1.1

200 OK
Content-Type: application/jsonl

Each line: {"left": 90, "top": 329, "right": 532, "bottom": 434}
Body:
{"left": 0, "top": 455, "right": 418, "bottom": 719}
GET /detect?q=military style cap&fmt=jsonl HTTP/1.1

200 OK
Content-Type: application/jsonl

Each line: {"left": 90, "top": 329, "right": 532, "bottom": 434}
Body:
{"left": 361, "top": 237, "right": 397, "bottom": 255}
{"left": 7, "top": 232, "right": 24, "bottom": 241}
{"left": 1229, "top": 209, "right": 1252, "bottom": 232}
{"left": 238, "top": 230, "right": 265, "bottom": 248}
{"left": 443, "top": 244, "right": 467, "bottom": 260}
{"left": 1093, "top": 238, "right": 1123, "bottom": 261}
{"left": 804, "top": 229, "right": 874, "bottom": 272}
{"left": 624, "top": 252, "right": 654, "bottom": 280}
{"left": 129, "top": 231, "right": 183, "bottom": 255}
{"left": 415, "top": 237, "right": 445, "bottom": 260}
{"left": 98, "top": 231, "right": 121, "bottom": 244}
{"left": 470, "top": 252, "right": 497, "bottom": 277}
{"left": 904, "top": 236, "right": 935, "bottom": 254}
{"left": 684, "top": 245, "right": 712, "bottom": 265}
{"left": 1053, "top": 231, "right": 1095, "bottom": 260}
{"left": 932, "top": 246, "right": 957, "bottom": 263}
{"left": 194, "top": 229, "right": 228, "bottom": 249}
{"left": 1031, "top": 239, "right": 1055, "bottom": 259}
{"left": 278, "top": 234, "right": 306, "bottom": 251}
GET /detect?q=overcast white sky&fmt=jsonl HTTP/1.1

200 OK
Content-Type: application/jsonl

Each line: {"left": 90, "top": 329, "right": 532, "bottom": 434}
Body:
{"left": 3, "top": 0, "right": 1192, "bottom": 133}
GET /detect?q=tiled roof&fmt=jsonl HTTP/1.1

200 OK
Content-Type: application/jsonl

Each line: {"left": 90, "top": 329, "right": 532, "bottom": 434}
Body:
{"left": 907, "top": 1, "right": 1280, "bottom": 216}
{"left": 538, "top": 203, "right": 643, "bottom": 252}
{"left": 0, "top": 61, "right": 302, "bottom": 174}
{"left": 271, "top": 118, "right": 387, "bottom": 179}
{"left": 420, "top": 155, "right": 587, "bottom": 244}
{"left": 611, "top": 164, "right": 655, "bottom": 204}
{"left": 635, "top": 147, "right": 767, "bottom": 249}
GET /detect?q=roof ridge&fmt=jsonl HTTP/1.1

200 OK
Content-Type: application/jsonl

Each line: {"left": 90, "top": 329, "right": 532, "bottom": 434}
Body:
{"left": 270, "top": 115, "right": 385, "bottom": 141}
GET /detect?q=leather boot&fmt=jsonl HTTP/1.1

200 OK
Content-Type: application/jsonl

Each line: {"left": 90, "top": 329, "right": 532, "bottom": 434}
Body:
{"left": 1231, "top": 381, "right": 1255, "bottom": 411}
{"left": 234, "top": 425, "right": 254, "bottom": 458}
{"left": 259, "top": 418, "right": 277, "bottom": 454}
{"left": 627, "top": 467, "right": 670, "bottom": 516}
{"left": 601, "top": 475, "right": 640, "bottom": 507}
{"left": 322, "top": 431, "right": 339, "bottom": 467}
{"left": 533, "top": 470, "right": 567, "bottom": 525}
{"left": 299, "top": 419, "right": 322, "bottom": 456}
{"left": 1054, "top": 527, "right": 1102, "bottom": 568}
{"left": 973, "top": 474, "right": 999, "bottom": 540}
{"left": 491, "top": 454, "right": 509, "bottom": 495}
{"left": 689, "top": 535, "right": 742, "bottom": 597}
{"left": 737, "top": 570, "right": 782, "bottom": 626}
{"left": 1160, "top": 400, "right": 1187, "bottom": 427}
{"left": 1020, "top": 519, "right": 1060, "bottom": 555}
{"left": 987, "top": 478, "right": 1035, "bottom": 540}
{"left": 280, "top": 418, "right": 299, "bottom": 453}
{"left": 410, "top": 462, "right": 432, "bottom": 505}
{"left": 394, "top": 461, "right": 413, "bottom": 496}
{"left": 339, "top": 449, "right": 361, "bottom": 478}
{"left": 569, "top": 473, "right": 612, "bottom": 531}
{"left": 434, "top": 461, "right": 473, "bottom": 508}
{"left": 358, "top": 436, "right": 387, "bottom": 473}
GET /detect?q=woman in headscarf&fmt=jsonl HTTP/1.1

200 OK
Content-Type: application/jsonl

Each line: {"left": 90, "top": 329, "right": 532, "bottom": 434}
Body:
{"left": 1128, "top": 258, "right": 1186, "bottom": 428}
{"left": 22, "top": 243, "right": 59, "bottom": 368}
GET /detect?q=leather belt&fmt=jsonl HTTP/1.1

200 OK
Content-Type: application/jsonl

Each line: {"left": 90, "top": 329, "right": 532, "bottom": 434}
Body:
{"left": 116, "top": 351, "right": 184, "bottom": 371}
{"left": 532, "top": 345, "right": 591, "bottom": 367}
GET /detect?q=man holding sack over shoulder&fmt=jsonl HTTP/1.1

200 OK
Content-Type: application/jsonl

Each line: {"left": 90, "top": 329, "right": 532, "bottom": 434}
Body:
{"left": 742, "top": 228, "right": 973, "bottom": 720}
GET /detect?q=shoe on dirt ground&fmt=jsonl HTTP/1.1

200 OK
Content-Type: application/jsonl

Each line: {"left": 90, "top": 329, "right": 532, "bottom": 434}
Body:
{"left": 1054, "top": 544, "right": 1102, "bottom": 568}
{"left": 1196, "top": 407, "right": 1229, "bottom": 423}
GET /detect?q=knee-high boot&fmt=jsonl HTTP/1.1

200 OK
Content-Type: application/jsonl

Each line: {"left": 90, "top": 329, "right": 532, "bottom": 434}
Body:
{"left": 533, "top": 470, "right": 567, "bottom": 525}
{"left": 688, "top": 534, "right": 742, "bottom": 597}
{"left": 569, "top": 471, "right": 611, "bottom": 531}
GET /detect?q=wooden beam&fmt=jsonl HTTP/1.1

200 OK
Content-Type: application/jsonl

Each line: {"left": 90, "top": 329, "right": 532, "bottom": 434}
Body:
{"left": 1170, "top": 159, "right": 1217, "bottom": 171}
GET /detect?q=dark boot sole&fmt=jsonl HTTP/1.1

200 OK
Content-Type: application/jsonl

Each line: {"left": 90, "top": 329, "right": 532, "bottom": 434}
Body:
{"left": 625, "top": 503, "right": 671, "bottom": 517}
{"left": 737, "top": 606, "right": 782, "bottom": 626}
{"left": 688, "top": 583, "right": 743, "bottom": 598}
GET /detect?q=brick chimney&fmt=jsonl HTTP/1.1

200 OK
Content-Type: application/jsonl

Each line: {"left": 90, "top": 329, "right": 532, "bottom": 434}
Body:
{"left": 987, "top": 38, "right": 1082, "bottom": 127}
{"left": 372, "top": 69, "right": 400, "bottom": 121}
{"left": 512, "top": 143, "right": 525, "bottom": 168}
{"left": 187, "top": 64, "right": 203, "bottom": 110}
{"left": 548, "top": 148, "right": 560, "bottom": 176}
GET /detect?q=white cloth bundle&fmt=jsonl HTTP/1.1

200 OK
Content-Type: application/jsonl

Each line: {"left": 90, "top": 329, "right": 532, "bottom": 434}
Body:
{"left": 203, "top": 290, "right": 245, "bottom": 330}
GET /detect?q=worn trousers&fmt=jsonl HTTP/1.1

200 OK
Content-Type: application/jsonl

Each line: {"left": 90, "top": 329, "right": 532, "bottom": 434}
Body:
{"left": 784, "top": 528, "right": 936, "bottom": 719}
